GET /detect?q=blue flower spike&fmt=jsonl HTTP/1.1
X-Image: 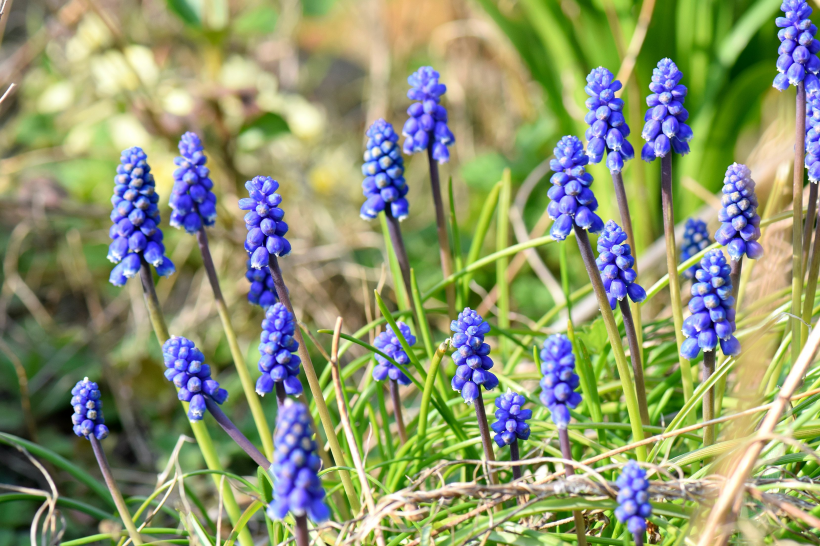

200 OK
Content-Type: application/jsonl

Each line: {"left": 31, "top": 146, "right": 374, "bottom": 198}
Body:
{"left": 450, "top": 308, "right": 499, "bottom": 404}
{"left": 107, "top": 147, "right": 175, "bottom": 286}
{"left": 615, "top": 461, "right": 653, "bottom": 539}
{"left": 596, "top": 220, "right": 646, "bottom": 310}
{"left": 584, "top": 67, "right": 635, "bottom": 173}
{"left": 640, "top": 59, "right": 693, "bottom": 161}
{"left": 162, "top": 336, "right": 228, "bottom": 421}
{"left": 372, "top": 322, "right": 415, "bottom": 386}
{"left": 245, "top": 259, "right": 279, "bottom": 308}
{"left": 71, "top": 377, "right": 109, "bottom": 441}
{"left": 402, "top": 66, "right": 455, "bottom": 163}
{"left": 360, "top": 119, "right": 410, "bottom": 221}
{"left": 680, "top": 249, "right": 741, "bottom": 360}
{"left": 240, "top": 176, "right": 291, "bottom": 270}
{"left": 807, "top": 86, "right": 820, "bottom": 180}
{"left": 546, "top": 136, "right": 605, "bottom": 241}
{"left": 266, "top": 399, "right": 330, "bottom": 523}
{"left": 714, "top": 163, "right": 764, "bottom": 261}
{"left": 256, "top": 303, "right": 303, "bottom": 397}
{"left": 169, "top": 132, "right": 218, "bottom": 234}
{"left": 539, "top": 334, "right": 582, "bottom": 429}
{"left": 773, "top": 1, "right": 820, "bottom": 91}
{"left": 681, "top": 219, "right": 712, "bottom": 279}
{"left": 491, "top": 390, "right": 532, "bottom": 448}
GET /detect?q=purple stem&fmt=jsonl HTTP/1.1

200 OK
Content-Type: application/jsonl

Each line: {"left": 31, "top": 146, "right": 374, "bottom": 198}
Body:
{"left": 426, "top": 145, "right": 456, "bottom": 316}
{"left": 473, "top": 391, "right": 497, "bottom": 484}
{"left": 558, "top": 428, "right": 588, "bottom": 546}
{"left": 295, "top": 515, "right": 309, "bottom": 546}
{"left": 510, "top": 439, "right": 522, "bottom": 481}
{"left": 618, "top": 299, "right": 649, "bottom": 426}
{"left": 730, "top": 258, "right": 742, "bottom": 304}
{"left": 203, "top": 396, "right": 271, "bottom": 469}
{"left": 384, "top": 209, "right": 417, "bottom": 318}
{"left": 275, "top": 382, "right": 286, "bottom": 407}
{"left": 389, "top": 379, "right": 408, "bottom": 445}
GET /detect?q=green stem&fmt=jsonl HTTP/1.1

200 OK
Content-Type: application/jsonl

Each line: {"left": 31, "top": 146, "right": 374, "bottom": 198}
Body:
{"left": 802, "top": 204, "right": 820, "bottom": 336}
{"left": 463, "top": 181, "right": 503, "bottom": 302}
{"left": 379, "top": 213, "right": 410, "bottom": 310}
{"left": 702, "top": 351, "right": 716, "bottom": 447}
{"left": 90, "top": 436, "right": 143, "bottom": 545}
{"left": 803, "top": 182, "right": 817, "bottom": 275}
{"left": 497, "top": 169, "right": 512, "bottom": 361}
{"left": 427, "top": 145, "right": 456, "bottom": 316}
{"left": 384, "top": 210, "right": 418, "bottom": 321}
{"left": 794, "top": 80, "right": 806, "bottom": 358}
{"left": 389, "top": 378, "right": 408, "bottom": 445}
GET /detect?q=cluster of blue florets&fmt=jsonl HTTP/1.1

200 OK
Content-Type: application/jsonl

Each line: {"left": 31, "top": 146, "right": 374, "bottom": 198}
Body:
{"left": 162, "top": 336, "right": 228, "bottom": 421}
{"left": 681, "top": 218, "right": 712, "bottom": 279}
{"left": 256, "top": 303, "right": 303, "bottom": 397}
{"left": 641, "top": 59, "right": 693, "bottom": 161}
{"left": 615, "top": 461, "right": 653, "bottom": 536}
{"left": 267, "top": 399, "right": 330, "bottom": 523}
{"left": 807, "top": 84, "right": 820, "bottom": 181}
{"left": 71, "top": 378, "right": 109, "bottom": 441}
{"left": 360, "top": 119, "right": 409, "bottom": 221}
{"left": 596, "top": 221, "right": 646, "bottom": 310}
{"left": 245, "top": 260, "right": 279, "bottom": 308}
{"left": 491, "top": 390, "right": 532, "bottom": 447}
{"left": 402, "top": 66, "right": 455, "bottom": 163}
{"left": 584, "top": 67, "right": 634, "bottom": 173}
{"left": 169, "top": 132, "right": 218, "bottom": 234}
{"left": 372, "top": 322, "right": 414, "bottom": 386}
{"left": 714, "top": 163, "right": 763, "bottom": 261}
{"left": 539, "top": 335, "right": 582, "bottom": 429}
{"left": 773, "top": 1, "right": 820, "bottom": 91}
{"left": 240, "top": 176, "right": 291, "bottom": 269}
{"left": 681, "top": 250, "right": 741, "bottom": 360}
{"left": 107, "top": 147, "right": 175, "bottom": 286}
{"left": 450, "top": 308, "right": 499, "bottom": 404}
{"left": 547, "top": 136, "right": 604, "bottom": 240}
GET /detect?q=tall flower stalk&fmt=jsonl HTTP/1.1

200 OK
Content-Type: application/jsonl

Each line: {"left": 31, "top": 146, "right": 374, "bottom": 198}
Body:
{"left": 491, "top": 390, "right": 531, "bottom": 480}
{"left": 372, "top": 322, "right": 416, "bottom": 445}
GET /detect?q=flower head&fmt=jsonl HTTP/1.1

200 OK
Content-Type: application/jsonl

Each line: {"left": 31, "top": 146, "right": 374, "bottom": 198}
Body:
{"left": 245, "top": 259, "right": 279, "bottom": 308}
{"left": 402, "top": 66, "right": 455, "bottom": 163}
{"left": 107, "top": 147, "right": 175, "bottom": 286}
{"left": 372, "top": 322, "right": 415, "bottom": 385}
{"left": 240, "top": 176, "right": 291, "bottom": 269}
{"left": 256, "top": 303, "right": 303, "bottom": 397}
{"left": 71, "top": 377, "right": 109, "bottom": 440}
{"left": 450, "top": 308, "right": 498, "bottom": 404}
{"left": 169, "top": 132, "right": 218, "bottom": 234}
{"left": 773, "top": 1, "right": 820, "bottom": 91}
{"left": 596, "top": 221, "right": 646, "bottom": 309}
{"left": 615, "top": 461, "right": 653, "bottom": 536}
{"left": 490, "top": 390, "right": 532, "bottom": 447}
{"left": 680, "top": 249, "right": 741, "bottom": 359}
{"left": 360, "top": 119, "right": 409, "bottom": 221}
{"left": 681, "top": 218, "right": 712, "bottom": 279}
{"left": 715, "top": 164, "right": 763, "bottom": 261}
{"left": 584, "top": 67, "right": 634, "bottom": 173}
{"left": 807, "top": 87, "right": 820, "bottom": 181}
{"left": 640, "top": 59, "right": 693, "bottom": 161}
{"left": 539, "top": 334, "right": 582, "bottom": 429}
{"left": 267, "top": 399, "right": 330, "bottom": 522}
{"left": 162, "top": 336, "right": 228, "bottom": 421}
{"left": 546, "top": 136, "right": 605, "bottom": 240}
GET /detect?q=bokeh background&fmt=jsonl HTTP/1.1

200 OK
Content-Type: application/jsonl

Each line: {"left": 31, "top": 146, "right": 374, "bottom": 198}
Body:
{"left": 0, "top": 0, "right": 805, "bottom": 542}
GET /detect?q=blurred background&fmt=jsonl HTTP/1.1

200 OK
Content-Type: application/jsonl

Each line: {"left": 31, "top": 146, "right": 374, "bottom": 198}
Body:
{"left": 0, "top": 0, "right": 804, "bottom": 542}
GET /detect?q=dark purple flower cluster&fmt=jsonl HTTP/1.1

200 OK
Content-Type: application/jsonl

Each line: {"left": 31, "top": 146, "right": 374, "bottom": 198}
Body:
{"left": 539, "top": 334, "right": 582, "bottom": 429}
{"left": 640, "top": 58, "right": 693, "bottom": 161}
{"left": 806, "top": 84, "right": 820, "bottom": 181}
{"left": 372, "top": 322, "right": 414, "bottom": 386}
{"left": 402, "top": 66, "right": 455, "bottom": 163}
{"left": 450, "top": 308, "right": 499, "bottom": 404}
{"left": 169, "top": 132, "right": 217, "bottom": 234}
{"left": 680, "top": 249, "right": 741, "bottom": 359}
{"left": 256, "top": 303, "right": 303, "bottom": 397}
{"left": 546, "top": 136, "right": 604, "bottom": 240}
{"left": 71, "top": 377, "right": 109, "bottom": 441}
{"left": 773, "top": 0, "right": 820, "bottom": 91}
{"left": 240, "top": 176, "right": 291, "bottom": 269}
{"left": 714, "top": 163, "right": 763, "bottom": 261}
{"left": 107, "top": 147, "right": 175, "bottom": 286}
{"left": 245, "top": 260, "right": 278, "bottom": 308}
{"left": 162, "top": 336, "right": 228, "bottom": 421}
{"left": 360, "top": 119, "right": 409, "bottom": 221}
{"left": 681, "top": 218, "right": 712, "bottom": 279}
{"left": 596, "top": 220, "right": 646, "bottom": 310}
{"left": 584, "top": 67, "right": 634, "bottom": 173}
{"left": 615, "top": 461, "right": 653, "bottom": 535}
{"left": 267, "top": 399, "right": 330, "bottom": 522}
{"left": 490, "top": 390, "right": 532, "bottom": 447}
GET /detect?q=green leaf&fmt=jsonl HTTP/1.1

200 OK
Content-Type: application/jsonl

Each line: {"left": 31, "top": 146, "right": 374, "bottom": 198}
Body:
{"left": 233, "top": 5, "right": 277, "bottom": 35}
{"left": 188, "top": 512, "right": 215, "bottom": 546}
{"left": 578, "top": 318, "right": 608, "bottom": 354}
{"left": 166, "top": 0, "right": 202, "bottom": 27}
{"left": 302, "top": 0, "right": 337, "bottom": 17}
{"left": 460, "top": 153, "right": 509, "bottom": 191}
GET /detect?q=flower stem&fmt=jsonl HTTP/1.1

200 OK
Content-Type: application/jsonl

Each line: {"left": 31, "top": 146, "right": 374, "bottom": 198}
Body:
{"left": 384, "top": 210, "right": 418, "bottom": 320}
{"left": 802, "top": 213, "right": 820, "bottom": 336}
{"left": 389, "top": 379, "right": 408, "bottom": 445}
{"left": 497, "top": 170, "right": 512, "bottom": 361}
{"left": 573, "top": 227, "right": 647, "bottom": 461}
{"left": 473, "top": 391, "right": 497, "bottom": 484}
{"left": 634, "top": 533, "right": 645, "bottom": 546}
{"left": 510, "top": 439, "right": 522, "bottom": 481}
{"left": 803, "top": 182, "right": 818, "bottom": 275}
{"left": 295, "top": 515, "right": 309, "bottom": 546}
{"left": 195, "top": 228, "right": 274, "bottom": 459}
{"left": 558, "top": 428, "right": 588, "bottom": 546}
{"left": 730, "top": 258, "right": 742, "bottom": 303}
{"left": 89, "top": 436, "right": 143, "bottom": 546}
{"left": 703, "top": 351, "right": 716, "bottom": 447}
{"left": 202, "top": 396, "right": 271, "bottom": 469}
{"left": 794, "top": 81, "right": 807, "bottom": 357}
{"left": 267, "top": 255, "right": 361, "bottom": 512}
{"left": 427, "top": 146, "right": 456, "bottom": 317}
{"left": 618, "top": 299, "right": 649, "bottom": 426}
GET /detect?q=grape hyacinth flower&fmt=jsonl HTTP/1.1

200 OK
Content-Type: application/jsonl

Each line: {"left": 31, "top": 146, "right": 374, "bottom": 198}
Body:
{"left": 596, "top": 220, "right": 646, "bottom": 310}
{"left": 402, "top": 66, "right": 455, "bottom": 163}
{"left": 162, "top": 336, "right": 228, "bottom": 421}
{"left": 539, "top": 335, "right": 582, "bottom": 429}
{"left": 806, "top": 85, "right": 820, "bottom": 181}
{"left": 71, "top": 377, "right": 109, "bottom": 440}
{"left": 245, "top": 259, "right": 279, "bottom": 308}
{"left": 584, "top": 67, "right": 635, "bottom": 173}
{"left": 360, "top": 119, "right": 409, "bottom": 221}
{"left": 773, "top": 1, "right": 820, "bottom": 91}
{"left": 107, "top": 147, "right": 175, "bottom": 286}
{"left": 450, "top": 308, "right": 499, "bottom": 404}
{"left": 681, "top": 218, "right": 712, "bottom": 279}
{"left": 372, "top": 322, "right": 414, "bottom": 386}
{"left": 491, "top": 390, "right": 532, "bottom": 447}
{"left": 169, "top": 132, "right": 218, "bottom": 234}
{"left": 546, "top": 136, "right": 605, "bottom": 240}
{"left": 615, "top": 461, "right": 653, "bottom": 540}
{"left": 715, "top": 163, "right": 763, "bottom": 261}
{"left": 256, "top": 303, "right": 303, "bottom": 398}
{"left": 640, "top": 59, "right": 693, "bottom": 161}
{"left": 240, "top": 176, "right": 291, "bottom": 269}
